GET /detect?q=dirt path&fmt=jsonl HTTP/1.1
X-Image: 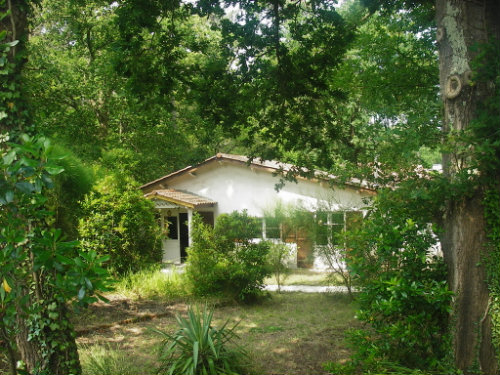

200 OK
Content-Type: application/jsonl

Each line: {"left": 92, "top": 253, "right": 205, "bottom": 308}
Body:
{"left": 264, "top": 285, "right": 353, "bottom": 293}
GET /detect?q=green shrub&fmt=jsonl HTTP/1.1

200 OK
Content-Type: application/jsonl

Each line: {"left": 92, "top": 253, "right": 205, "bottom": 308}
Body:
{"left": 115, "top": 265, "right": 188, "bottom": 300}
{"left": 185, "top": 212, "right": 271, "bottom": 302}
{"left": 341, "top": 188, "right": 453, "bottom": 372}
{"left": 214, "top": 210, "right": 262, "bottom": 242}
{"left": 154, "top": 305, "right": 247, "bottom": 375}
{"left": 79, "top": 174, "right": 162, "bottom": 275}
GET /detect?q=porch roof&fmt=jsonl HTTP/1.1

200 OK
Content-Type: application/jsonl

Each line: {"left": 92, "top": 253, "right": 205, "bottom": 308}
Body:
{"left": 144, "top": 189, "right": 217, "bottom": 209}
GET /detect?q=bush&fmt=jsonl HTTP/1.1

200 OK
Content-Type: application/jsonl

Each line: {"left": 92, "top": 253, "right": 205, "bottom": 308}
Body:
{"left": 79, "top": 174, "right": 162, "bottom": 275}
{"left": 340, "top": 188, "right": 453, "bottom": 372}
{"left": 185, "top": 211, "right": 271, "bottom": 302}
{"left": 154, "top": 305, "right": 248, "bottom": 375}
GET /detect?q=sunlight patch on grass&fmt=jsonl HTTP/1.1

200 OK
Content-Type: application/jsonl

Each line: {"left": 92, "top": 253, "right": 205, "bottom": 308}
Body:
{"left": 264, "top": 269, "right": 343, "bottom": 286}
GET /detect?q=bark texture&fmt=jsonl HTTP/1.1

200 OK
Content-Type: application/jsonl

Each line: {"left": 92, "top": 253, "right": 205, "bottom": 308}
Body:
{"left": 436, "top": 0, "right": 500, "bottom": 373}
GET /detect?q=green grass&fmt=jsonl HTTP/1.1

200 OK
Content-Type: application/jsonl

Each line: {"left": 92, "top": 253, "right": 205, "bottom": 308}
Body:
{"left": 80, "top": 344, "right": 139, "bottom": 375}
{"left": 76, "top": 266, "right": 359, "bottom": 374}
{"left": 264, "top": 268, "right": 342, "bottom": 286}
{"left": 76, "top": 292, "right": 358, "bottom": 375}
{"left": 114, "top": 265, "right": 189, "bottom": 300}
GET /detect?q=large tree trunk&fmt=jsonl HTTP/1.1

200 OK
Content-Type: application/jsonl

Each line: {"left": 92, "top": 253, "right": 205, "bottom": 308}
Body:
{"left": 436, "top": 0, "right": 500, "bottom": 373}
{"left": 14, "top": 282, "right": 83, "bottom": 375}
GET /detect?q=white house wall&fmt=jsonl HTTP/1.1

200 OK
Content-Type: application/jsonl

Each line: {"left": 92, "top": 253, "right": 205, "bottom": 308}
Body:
{"left": 164, "top": 162, "right": 370, "bottom": 217}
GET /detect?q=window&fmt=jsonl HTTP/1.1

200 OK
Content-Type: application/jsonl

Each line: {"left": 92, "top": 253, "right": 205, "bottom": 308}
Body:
{"left": 316, "top": 211, "right": 363, "bottom": 246}
{"left": 316, "top": 211, "right": 330, "bottom": 245}
{"left": 265, "top": 217, "right": 281, "bottom": 239}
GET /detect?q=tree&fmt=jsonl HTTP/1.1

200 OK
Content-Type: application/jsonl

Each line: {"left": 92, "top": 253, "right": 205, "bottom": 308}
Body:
{"left": 1, "top": 2, "right": 109, "bottom": 374}
{"left": 25, "top": 0, "right": 214, "bottom": 183}
{"left": 1, "top": 135, "right": 110, "bottom": 375}
{"left": 435, "top": 1, "right": 499, "bottom": 372}
{"left": 358, "top": 0, "right": 500, "bottom": 372}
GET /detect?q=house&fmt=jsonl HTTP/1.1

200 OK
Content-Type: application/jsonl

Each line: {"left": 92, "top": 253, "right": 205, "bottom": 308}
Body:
{"left": 140, "top": 153, "right": 375, "bottom": 268}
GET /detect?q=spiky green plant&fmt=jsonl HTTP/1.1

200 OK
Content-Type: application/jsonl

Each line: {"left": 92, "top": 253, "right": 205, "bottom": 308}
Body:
{"left": 154, "top": 305, "right": 247, "bottom": 375}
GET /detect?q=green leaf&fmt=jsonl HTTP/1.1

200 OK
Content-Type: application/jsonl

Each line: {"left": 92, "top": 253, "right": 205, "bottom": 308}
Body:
{"left": 74, "top": 257, "right": 84, "bottom": 268}
{"left": 3, "top": 150, "right": 16, "bottom": 165}
{"left": 77, "top": 287, "right": 86, "bottom": 300}
{"left": 15, "top": 182, "right": 34, "bottom": 194}
{"left": 41, "top": 174, "right": 54, "bottom": 188}
{"left": 45, "top": 164, "right": 65, "bottom": 175}
{"left": 193, "top": 341, "right": 199, "bottom": 370}
{"left": 5, "top": 190, "right": 14, "bottom": 203}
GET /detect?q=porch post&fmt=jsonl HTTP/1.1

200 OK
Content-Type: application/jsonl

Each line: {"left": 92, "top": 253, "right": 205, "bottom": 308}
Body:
{"left": 187, "top": 209, "right": 193, "bottom": 246}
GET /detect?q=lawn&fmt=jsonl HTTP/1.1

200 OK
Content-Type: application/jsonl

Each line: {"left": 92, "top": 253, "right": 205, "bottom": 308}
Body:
{"left": 75, "top": 292, "right": 357, "bottom": 375}
{"left": 264, "top": 268, "right": 342, "bottom": 287}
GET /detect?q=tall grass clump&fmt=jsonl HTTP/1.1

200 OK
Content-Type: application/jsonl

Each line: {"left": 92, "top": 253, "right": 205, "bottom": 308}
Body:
{"left": 154, "top": 305, "right": 248, "bottom": 375}
{"left": 80, "top": 344, "right": 137, "bottom": 375}
{"left": 115, "top": 265, "right": 188, "bottom": 300}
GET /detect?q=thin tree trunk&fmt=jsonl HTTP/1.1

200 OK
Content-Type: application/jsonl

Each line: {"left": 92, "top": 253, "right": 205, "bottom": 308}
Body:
{"left": 436, "top": 0, "right": 500, "bottom": 373}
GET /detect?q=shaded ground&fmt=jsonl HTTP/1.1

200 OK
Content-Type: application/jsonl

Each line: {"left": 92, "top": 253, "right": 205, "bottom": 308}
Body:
{"left": 73, "top": 292, "right": 358, "bottom": 375}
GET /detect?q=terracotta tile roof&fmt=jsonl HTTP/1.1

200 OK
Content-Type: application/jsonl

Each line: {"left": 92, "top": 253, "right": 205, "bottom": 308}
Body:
{"left": 144, "top": 189, "right": 216, "bottom": 208}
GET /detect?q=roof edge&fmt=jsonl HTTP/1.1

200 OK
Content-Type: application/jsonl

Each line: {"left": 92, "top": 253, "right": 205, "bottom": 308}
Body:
{"left": 140, "top": 153, "right": 376, "bottom": 192}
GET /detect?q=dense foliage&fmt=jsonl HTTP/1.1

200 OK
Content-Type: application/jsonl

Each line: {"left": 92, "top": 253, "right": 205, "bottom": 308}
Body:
{"left": 0, "top": 135, "right": 109, "bottom": 375}
{"left": 185, "top": 212, "right": 271, "bottom": 302}
{"left": 470, "top": 39, "right": 500, "bottom": 366}
{"left": 25, "top": 0, "right": 214, "bottom": 183}
{"left": 79, "top": 175, "right": 162, "bottom": 275}
{"left": 326, "top": 187, "right": 453, "bottom": 373}
{"left": 47, "top": 145, "right": 95, "bottom": 240}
